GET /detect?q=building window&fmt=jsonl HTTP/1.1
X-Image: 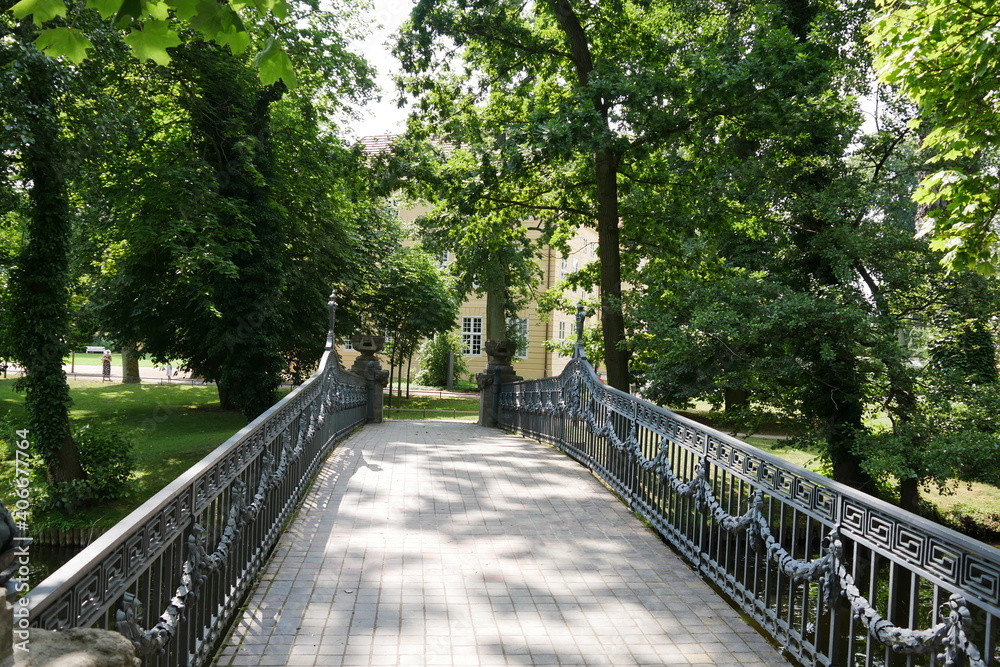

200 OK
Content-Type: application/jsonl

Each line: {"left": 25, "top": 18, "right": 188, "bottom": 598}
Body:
{"left": 560, "top": 258, "right": 568, "bottom": 278}
{"left": 573, "top": 257, "right": 579, "bottom": 272}
{"left": 509, "top": 317, "right": 529, "bottom": 358}
{"left": 438, "top": 250, "right": 450, "bottom": 266}
{"left": 558, "top": 321, "right": 567, "bottom": 340}
{"left": 342, "top": 339, "right": 354, "bottom": 351}
{"left": 462, "top": 316, "right": 483, "bottom": 356}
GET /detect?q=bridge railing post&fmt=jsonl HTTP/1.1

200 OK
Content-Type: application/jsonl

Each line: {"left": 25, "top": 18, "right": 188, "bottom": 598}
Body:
{"left": 477, "top": 340, "right": 520, "bottom": 427}
{"left": 349, "top": 335, "right": 388, "bottom": 423}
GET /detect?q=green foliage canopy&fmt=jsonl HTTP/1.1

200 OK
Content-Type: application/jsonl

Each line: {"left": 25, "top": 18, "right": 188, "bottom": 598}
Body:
{"left": 872, "top": 0, "right": 1000, "bottom": 272}
{"left": 7, "top": 0, "right": 302, "bottom": 86}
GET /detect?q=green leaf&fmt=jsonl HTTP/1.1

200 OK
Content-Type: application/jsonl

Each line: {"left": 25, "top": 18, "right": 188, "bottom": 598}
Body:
{"left": 230, "top": 0, "right": 286, "bottom": 19}
{"left": 124, "top": 20, "right": 181, "bottom": 66}
{"left": 85, "top": 0, "right": 121, "bottom": 19}
{"left": 253, "top": 37, "right": 296, "bottom": 88}
{"left": 34, "top": 27, "right": 92, "bottom": 63}
{"left": 189, "top": 0, "right": 244, "bottom": 39}
{"left": 113, "top": 0, "right": 143, "bottom": 25}
{"left": 11, "top": 0, "right": 66, "bottom": 26}
{"left": 146, "top": 0, "right": 169, "bottom": 20}
{"left": 167, "top": 0, "right": 199, "bottom": 20}
{"left": 215, "top": 26, "right": 250, "bottom": 55}
{"left": 259, "top": 0, "right": 287, "bottom": 19}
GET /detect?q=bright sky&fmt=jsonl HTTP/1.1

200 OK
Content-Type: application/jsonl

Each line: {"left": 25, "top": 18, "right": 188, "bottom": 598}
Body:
{"left": 349, "top": 0, "right": 417, "bottom": 139}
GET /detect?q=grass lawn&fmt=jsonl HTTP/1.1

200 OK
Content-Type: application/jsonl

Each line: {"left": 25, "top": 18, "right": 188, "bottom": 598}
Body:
{"left": 0, "top": 378, "right": 246, "bottom": 530}
{"left": 744, "top": 435, "right": 826, "bottom": 472}
{"left": 918, "top": 482, "right": 1000, "bottom": 543}
{"left": 384, "top": 380, "right": 479, "bottom": 395}
{"left": 384, "top": 394, "right": 480, "bottom": 421}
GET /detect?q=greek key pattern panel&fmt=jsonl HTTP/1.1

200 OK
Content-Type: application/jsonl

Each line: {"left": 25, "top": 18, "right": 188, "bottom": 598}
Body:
{"left": 826, "top": 501, "right": 1000, "bottom": 609}
{"left": 37, "top": 490, "right": 198, "bottom": 631}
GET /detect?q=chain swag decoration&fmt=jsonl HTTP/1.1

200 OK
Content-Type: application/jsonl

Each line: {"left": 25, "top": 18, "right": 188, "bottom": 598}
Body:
{"left": 115, "top": 364, "right": 364, "bottom": 656}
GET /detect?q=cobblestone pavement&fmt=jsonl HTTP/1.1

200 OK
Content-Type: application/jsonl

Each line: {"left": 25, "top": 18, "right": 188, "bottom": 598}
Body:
{"left": 216, "top": 420, "right": 790, "bottom": 667}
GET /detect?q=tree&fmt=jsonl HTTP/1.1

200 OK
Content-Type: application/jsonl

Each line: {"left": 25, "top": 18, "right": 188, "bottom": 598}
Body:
{"left": 395, "top": 0, "right": 853, "bottom": 393}
{"left": 626, "top": 0, "right": 893, "bottom": 492}
{"left": 356, "top": 244, "right": 459, "bottom": 400}
{"left": 392, "top": 0, "right": 652, "bottom": 390}
{"left": 2, "top": 1, "right": 164, "bottom": 485}
{"left": 872, "top": 0, "right": 1000, "bottom": 272}
{"left": 1, "top": 13, "right": 85, "bottom": 484}
{"left": 86, "top": 0, "right": 378, "bottom": 418}
{"left": 368, "top": 134, "right": 542, "bottom": 348}
{"left": 85, "top": 40, "right": 289, "bottom": 418}
{"left": 630, "top": 0, "right": 1000, "bottom": 505}
{"left": 414, "top": 331, "right": 468, "bottom": 387}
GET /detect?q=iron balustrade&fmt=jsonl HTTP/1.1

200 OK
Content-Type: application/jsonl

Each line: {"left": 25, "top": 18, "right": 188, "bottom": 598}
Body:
{"left": 498, "top": 354, "right": 1000, "bottom": 667}
{"left": 25, "top": 296, "right": 369, "bottom": 667}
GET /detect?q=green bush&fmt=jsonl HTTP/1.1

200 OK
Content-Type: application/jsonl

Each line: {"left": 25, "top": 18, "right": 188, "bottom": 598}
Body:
{"left": 75, "top": 422, "right": 136, "bottom": 500}
{"left": 415, "top": 332, "right": 469, "bottom": 387}
{"left": 36, "top": 421, "right": 136, "bottom": 512}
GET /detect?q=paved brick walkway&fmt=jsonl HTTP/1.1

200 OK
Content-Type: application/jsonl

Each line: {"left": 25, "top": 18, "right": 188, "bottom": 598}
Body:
{"left": 216, "top": 421, "right": 790, "bottom": 667}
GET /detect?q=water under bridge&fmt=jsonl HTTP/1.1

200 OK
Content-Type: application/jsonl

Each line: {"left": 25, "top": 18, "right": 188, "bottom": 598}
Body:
{"left": 21, "top": 301, "right": 1000, "bottom": 667}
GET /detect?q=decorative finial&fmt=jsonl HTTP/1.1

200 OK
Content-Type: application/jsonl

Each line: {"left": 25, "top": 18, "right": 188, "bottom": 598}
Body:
{"left": 573, "top": 303, "right": 587, "bottom": 360}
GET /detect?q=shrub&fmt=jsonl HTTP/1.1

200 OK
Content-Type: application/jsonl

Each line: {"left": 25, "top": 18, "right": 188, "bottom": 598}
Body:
{"left": 36, "top": 421, "right": 136, "bottom": 512}
{"left": 415, "top": 332, "right": 469, "bottom": 387}
{"left": 75, "top": 422, "right": 136, "bottom": 500}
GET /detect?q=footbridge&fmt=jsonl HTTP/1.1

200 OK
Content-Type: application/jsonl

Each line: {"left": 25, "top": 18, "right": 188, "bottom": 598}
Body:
{"left": 23, "top": 299, "right": 1000, "bottom": 667}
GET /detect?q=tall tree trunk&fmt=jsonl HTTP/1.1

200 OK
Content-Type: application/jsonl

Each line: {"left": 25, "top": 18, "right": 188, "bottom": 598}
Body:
{"left": 386, "top": 340, "right": 396, "bottom": 408}
{"left": 486, "top": 287, "right": 506, "bottom": 342}
{"left": 550, "top": 0, "right": 630, "bottom": 392}
{"left": 406, "top": 354, "right": 413, "bottom": 398}
{"left": 9, "top": 36, "right": 85, "bottom": 483}
{"left": 898, "top": 477, "right": 921, "bottom": 515}
{"left": 217, "top": 385, "right": 234, "bottom": 411}
{"left": 724, "top": 388, "right": 749, "bottom": 412}
{"left": 121, "top": 344, "right": 141, "bottom": 384}
{"left": 595, "top": 147, "right": 629, "bottom": 392}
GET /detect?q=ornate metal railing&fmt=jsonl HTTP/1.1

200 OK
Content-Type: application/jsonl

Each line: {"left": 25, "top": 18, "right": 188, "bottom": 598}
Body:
{"left": 497, "top": 313, "right": 999, "bottom": 667}
{"left": 26, "top": 295, "right": 369, "bottom": 667}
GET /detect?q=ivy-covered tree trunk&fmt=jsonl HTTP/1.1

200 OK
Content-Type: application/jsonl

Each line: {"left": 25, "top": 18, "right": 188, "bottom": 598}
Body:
{"left": 8, "top": 39, "right": 85, "bottom": 483}
{"left": 174, "top": 43, "right": 287, "bottom": 421}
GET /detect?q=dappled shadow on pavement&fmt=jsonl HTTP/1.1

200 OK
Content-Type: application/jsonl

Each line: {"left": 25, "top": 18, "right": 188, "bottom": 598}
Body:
{"left": 218, "top": 420, "right": 788, "bottom": 667}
